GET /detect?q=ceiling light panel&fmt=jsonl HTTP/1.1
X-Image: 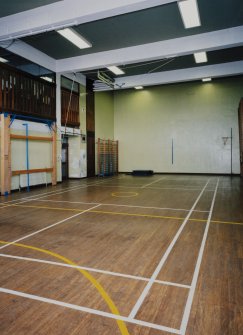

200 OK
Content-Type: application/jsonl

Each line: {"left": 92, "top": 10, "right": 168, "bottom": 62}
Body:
{"left": 134, "top": 86, "right": 143, "bottom": 90}
{"left": 0, "top": 57, "right": 8, "bottom": 63}
{"left": 57, "top": 28, "right": 92, "bottom": 49}
{"left": 202, "top": 78, "right": 212, "bottom": 82}
{"left": 194, "top": 51, "right": 207, "bottom": 63}
{"left": 107, "top": 66, "right": 125, "bottom": 75}
{"left": 40, "top": 76, "right": 53, "bottom": 83}
{"left": 178, "top": 0, "right": 201, "bottom": 29}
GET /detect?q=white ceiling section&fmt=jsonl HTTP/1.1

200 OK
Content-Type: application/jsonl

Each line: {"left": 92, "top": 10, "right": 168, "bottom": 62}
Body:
{"left": 0, "top": 0, "right": 242, "bottom": 88}
{"left": 114, "top": 61, "right": 243, "bottom": 89}
{"left": 55, "top": 27, "right": 243, "bottom": 73}
{"left": 0, "top": 0, "right": 176, "bottom": 41}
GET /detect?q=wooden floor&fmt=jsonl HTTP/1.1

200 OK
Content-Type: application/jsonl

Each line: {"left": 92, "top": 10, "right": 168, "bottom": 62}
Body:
{"left": 0, "top": 174, "right": 242, "bottom": 335}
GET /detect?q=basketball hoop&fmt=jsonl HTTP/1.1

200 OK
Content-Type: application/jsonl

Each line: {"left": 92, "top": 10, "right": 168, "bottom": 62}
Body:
{"left": 222, "top": 136, "right": 230, "bottom": 145}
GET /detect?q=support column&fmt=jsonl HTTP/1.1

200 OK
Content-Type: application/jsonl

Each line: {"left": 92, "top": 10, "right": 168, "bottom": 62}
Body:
{"left": 56, "top": 73, "right": 62, "bottom": 182}
{"left": 1, "top": 114, "right": 11, "bottom": 195}
{"left": 52, "top": 123, "right": 57, "bottom": 185}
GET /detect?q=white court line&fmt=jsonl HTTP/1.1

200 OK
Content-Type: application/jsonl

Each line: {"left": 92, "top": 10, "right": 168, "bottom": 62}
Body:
{"left": 0, "top": 179, "right": 105, "bottom": 205}
{"left": 146, "top": 186, "right": 214, "bottom": 192}
{"left": 0, "top": 175, "right": 118, "bottom": 206}
{"left": 91, "top": 184, "right": 212, "bottom": 192}
{"left": 0, "top": 179, "right": 108, "bottom": 210}
{"left": 128, "top": 179, "right": 210, "bottom": 319}
{"left": 31, "top": 199, "right": 210, "bottom": 213}
{"left": 0, "top": 288, "right": 180, "bottom": 334}
{"left": 0, "top": 204, "right": 101, "bottom": 251}
{"left": 180, "top": 179, "right": 219, "bottom": 335}
{"left": 141, "top": 176, "right": 166, "bottom": 188}
{"left": 0, "top": 253, "right": 190, "bottom": 289}
{"left": 0, "top": 184, "right": 82, "bottom": 207}
{"left": 0, "top": 180, "right": 101, "bottom": 208}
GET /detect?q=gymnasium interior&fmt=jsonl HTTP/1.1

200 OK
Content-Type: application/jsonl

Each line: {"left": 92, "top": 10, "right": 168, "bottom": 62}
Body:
{"left": 0, "top": 1, "right": 243, "bottom": 334}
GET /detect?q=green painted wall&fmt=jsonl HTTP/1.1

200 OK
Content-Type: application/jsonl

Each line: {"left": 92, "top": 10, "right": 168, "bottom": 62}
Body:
{"left": 95, "top": 91, "right": 114, "bottom": 174}
{"left": 95, "top": 91, "right": 114, "bottom": 141}
{"left": 114, "top": 77, "right": 243, "bottom": 174}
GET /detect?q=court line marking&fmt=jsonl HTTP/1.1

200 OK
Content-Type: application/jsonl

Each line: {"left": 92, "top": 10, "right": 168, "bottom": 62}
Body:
{"left": 211, "top": 219, "right": 243, "bottom": 226}
{"left": 0, "top": 204, "right": 101, "bottom": 251}
{"left": 0, "top": 174, "right": 121, "bottom": 205}
{"left": 0, "top": 181, "right": 96, "bottom": 205}
{"left": 0, "top": 203, "right": 196, "bottom": 222}
{"left": 0, "top": 179, "right": 107, "bottom": 209}
{"left": 0, "top": 185, "right": 83, "bottom": 209}
{"left": 0, "top": 240, "right": 130, "bottom": 335}
{"left": 141, "top": 176, "right": 166, "bottom": 188}
{"left": 111, "top": 192, "right": 139, "bottom": 198}
{"left": 0, "top": 253, "right": 191, "bottom": 289}
{"left": 27, "top": 199, "right": 210, "bottom": 213}
{"left": 128, "top": 179, "right": 210, "bottom": 319}
{"left": 89, "top": 184, "right": 213, "bottom": 192}
{"left": 0, "top": 288, "right": 180, "bottom": 334}
{"left": 180, "top": 178, "right": 219, "bottom": 335}
{"left": 3, "top": 203, "right": 242, "bottom": 226}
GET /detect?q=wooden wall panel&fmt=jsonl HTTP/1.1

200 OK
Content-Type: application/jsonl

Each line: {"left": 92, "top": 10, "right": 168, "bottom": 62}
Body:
{"left": 0, "top": 63, "right": 56, "bottom": 121}
{"left": 61, "top": 89, "right": 80, "bottom": 127}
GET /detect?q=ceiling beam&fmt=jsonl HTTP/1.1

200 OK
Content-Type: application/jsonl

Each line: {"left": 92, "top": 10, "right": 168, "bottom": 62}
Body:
{"left": 56, "top": 26, "right": 243, "bottom": 73}
{"left": 114, "top": 61, "right": 243, "bottom": 89}
{"left": 7, "top": 40, "right": 56, "bottom": 72}
{"left": 0, "top": 0, "right": 176, "bottom": 41}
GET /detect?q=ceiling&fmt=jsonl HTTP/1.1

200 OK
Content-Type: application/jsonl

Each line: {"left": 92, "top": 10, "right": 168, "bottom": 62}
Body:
{"left": 0, "top": 0, "right": 242, "bottom": 90}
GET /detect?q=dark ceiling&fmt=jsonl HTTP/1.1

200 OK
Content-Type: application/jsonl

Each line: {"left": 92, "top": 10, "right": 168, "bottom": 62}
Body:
{"left": 0, "top": 0, "right": 242, "bottom": 86}
{"left": 0, "top": 0, "right": 61, "bottom": 18}
{"left": 22, "top": 0, "right": 243, "bottom": 59}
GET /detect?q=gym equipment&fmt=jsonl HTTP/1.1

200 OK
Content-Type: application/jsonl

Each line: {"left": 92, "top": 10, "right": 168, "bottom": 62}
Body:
{"left": 97, "top": 138, "right": 118, "bottom": 176}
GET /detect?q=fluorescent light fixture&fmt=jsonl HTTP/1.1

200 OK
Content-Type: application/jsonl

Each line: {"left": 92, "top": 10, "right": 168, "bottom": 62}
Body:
{"left": 202, "top": 78, "right": 212, "bottom": 82}
{"left": 194, "top": 51, "right": 207, "bottom": 63}
{"left": 0, "top": 57, "right": 8, "bottom": 63}
{"left": 57, "top": 28, "right": 92, "bottom": 49}
{"left": 40, "top": 76, "right": 53, "bottom": 83}
{"left": 178, "top": 0, "right": 201, "bottom": 28}
{"left": 134, "top": 86, "right": 143, "bottom": 90}
{"left": 107, "top": 66, "right": 125, "bottom": 75}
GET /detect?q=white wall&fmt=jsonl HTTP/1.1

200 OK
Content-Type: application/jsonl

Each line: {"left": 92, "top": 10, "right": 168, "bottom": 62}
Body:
{"left": 4, "top": 119, "right": 53, "bottom": 191}
{"left": 60, "top": 83, "right": 87, "bottom": 179}
{"left": 114, "top": 77, "right": 243, "bottom": 174}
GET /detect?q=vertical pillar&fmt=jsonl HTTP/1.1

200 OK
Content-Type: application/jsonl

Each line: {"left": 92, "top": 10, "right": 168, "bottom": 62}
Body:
{"left": 1, "top": 114, "right": 11, "bottom": 195}
{"left": 22, "top": 123, "right": 30, "bottom": 192}
{"left": 56, "top": 73, "right": 62, "bottom": 182}
{"left": 86, "top": 78, "right": 95, "bottom": 177}
{"left": 52, "top": 123, "right": 57, "bottom": 186}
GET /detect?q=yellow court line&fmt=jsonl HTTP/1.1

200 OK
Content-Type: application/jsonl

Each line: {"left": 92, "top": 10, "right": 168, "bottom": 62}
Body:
{"left": 10, "top": 203, "right": 187, "bottom": 221}
{"left": 211, "top": 219, "right": 243, "bottom": 226}
{"left": 11, "top": 203, "right": 85, "bottom": 212}
{"left": 0, "top": 240, "right": 130, "bottom": 335}
{"left": 5, "top": 203, "right": 243, "bottom": 226}
{"left": 111, "top": 192, "right": 139, "bottom": 198}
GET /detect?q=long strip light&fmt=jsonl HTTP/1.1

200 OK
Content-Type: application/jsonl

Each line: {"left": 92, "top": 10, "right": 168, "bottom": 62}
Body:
{"left": 178, "top": 0, "right": 201, "bottom": 29}
{"left": 40, "top": 76, "right": 53, "bottom": 83}
{"left": 57, "top": 28, "right": 92, "bottom": 49}
{"left": 202, "top": 78, "right": 212, "bottom": 82}
{"left": 134, "top": 86, "right": 143, "bottom": 90}
{"left": 107, "top": 66, "right": 125, "bottom": 75}
{"left": 194, "top": 51, "right": 207, "bottom": 63}
{"left": 0, "top": 57, "right": 8, "bottom": 63}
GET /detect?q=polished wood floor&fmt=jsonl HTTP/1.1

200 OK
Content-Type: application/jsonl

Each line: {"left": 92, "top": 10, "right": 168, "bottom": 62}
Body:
{"left": 0, "top": 174, "right": 242, "bottom": 335}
